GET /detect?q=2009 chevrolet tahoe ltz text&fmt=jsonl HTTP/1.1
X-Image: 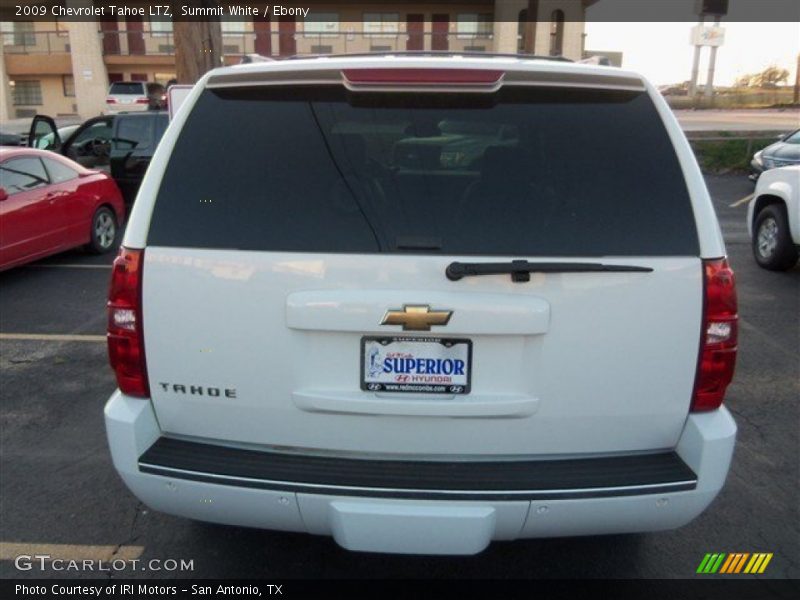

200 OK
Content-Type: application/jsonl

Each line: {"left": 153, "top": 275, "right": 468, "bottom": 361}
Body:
{"left": 104, "top": 54, "right": 738, "bottom": 555}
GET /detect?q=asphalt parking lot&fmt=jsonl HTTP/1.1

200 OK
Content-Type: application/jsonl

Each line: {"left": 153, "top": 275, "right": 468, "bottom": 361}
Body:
{"left": 0, "top": 173, "right": 797, "bottom": 579}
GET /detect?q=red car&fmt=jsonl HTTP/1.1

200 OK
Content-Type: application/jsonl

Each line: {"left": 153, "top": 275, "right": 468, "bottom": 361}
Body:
{"left": 0, "top": 147, "right": 125, "bottom": 271}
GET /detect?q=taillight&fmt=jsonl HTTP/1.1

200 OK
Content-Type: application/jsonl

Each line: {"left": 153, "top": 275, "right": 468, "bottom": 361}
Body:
{"left": 135, "top": 97, "right": 149, "bottom": 104}
{"left": 342, "top": 68, "right": 505, "bottom": 87}
{"left": 107, "top": 247, "right": 149, "bottom": 397}
{"left": 691, "top": 258, "right": 737, "bottom": 411}
{"left": 106, "top": 97, "right": 117, "bottom": 104}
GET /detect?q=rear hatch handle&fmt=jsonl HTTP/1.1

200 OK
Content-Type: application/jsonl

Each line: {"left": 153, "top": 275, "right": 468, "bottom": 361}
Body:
{"left": 446, "top": 260, "right": 653, "bottom": 282}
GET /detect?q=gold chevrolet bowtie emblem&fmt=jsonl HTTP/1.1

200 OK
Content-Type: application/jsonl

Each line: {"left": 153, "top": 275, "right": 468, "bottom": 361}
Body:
{"left": 380, "top": 305, "right": 453, "bottom": 331}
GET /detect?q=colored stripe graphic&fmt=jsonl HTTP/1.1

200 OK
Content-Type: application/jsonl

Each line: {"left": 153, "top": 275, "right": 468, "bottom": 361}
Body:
{"left": 710, "top": 553, "right": 726, "bottom": 573}
{"left": 698, "top": 553, "right": 726, "bottom": 573}
{"left": 757, "top": 553, "right": 773, "bottom": 574}
{"left": 722, "top": 553, "right": 740, "bottom": 573}
{"left": 700, "top": 553, "right": 774, "bottom": 575}
{"left": 744, "top": 554, "right": 760, "bottom": 574}
{"left": 719, "top": 554, "right": 736, "bottom": 573}
{"left": 719, "top": 553, "right": 738, "bottom": 573}
{"left": 697, "top": 553, "right": 714, "bottom": 573}
{"left": 734, "top": 553, "right": 750, "bottom": 573}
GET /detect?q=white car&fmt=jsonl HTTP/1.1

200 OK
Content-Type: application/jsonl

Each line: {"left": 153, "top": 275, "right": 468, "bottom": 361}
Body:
{"left": 748, "top": 165, "right": 800, "bottom": 271}
{"left": 105, "top": 81, "right": 152, "bottom": 114}
{"left": 104, "top": 55, "right": 738, "bottom": 555}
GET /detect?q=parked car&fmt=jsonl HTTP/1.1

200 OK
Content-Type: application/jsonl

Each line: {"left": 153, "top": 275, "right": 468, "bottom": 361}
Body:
{"left": 747, "top": 165, "right": 800, "bottom": 271}
{"left": 0, "top": 148, "right": 125, "bottom": 271}
{"left": 106, "top": 81, "right": 166, "bottom": 113}
{"left": 104, "top": 56, "right": 738, "bottom": 556}
{"left": 0, "top": 131, "right": 23, "bottom": 146}
{"left": 750, "top": 129, "right": 800, "bottom": 181}
{"left": 28, "top": 112, "right": 168, "bottom": 204}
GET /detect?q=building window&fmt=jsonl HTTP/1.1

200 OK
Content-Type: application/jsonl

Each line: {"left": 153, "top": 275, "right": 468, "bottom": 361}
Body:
{"left": 363, "top": 13, "right": 399, "bottom": 37}
{"left": 150, "top": 19, "right": 173, "bottom": 36}
{"left": 12, "top": 80, "right": 43, "bottom": 105}
{"left": 456, "top": 14, "right": 492, "bottom": 39}
{"left": 62, "top": 75, "right": 75, "bottom": 97}
{"left": 550, "top": 10, "right": 565, "bottom": 56}
{"left": 0, "top": 22, "right": 11, "bottom": 45}
{"left": 2, "top": 21, "right": 35, "bottom": 46}
{"left": 221, "top": 20, "right": 243, "bottom": 35}
{"left": 131, "top": 73, "right": 148, "bottom": 82}
{"left": 304, "top": 13, "right": 339, "bottom": 38}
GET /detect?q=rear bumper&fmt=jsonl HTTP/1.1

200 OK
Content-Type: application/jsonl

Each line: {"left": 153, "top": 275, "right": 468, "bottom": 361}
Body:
{"left": 105, "top": 391, "right": 736, "bottom": 554}
{"left": 105, "top": 104, "right": 149, "bottom": 114}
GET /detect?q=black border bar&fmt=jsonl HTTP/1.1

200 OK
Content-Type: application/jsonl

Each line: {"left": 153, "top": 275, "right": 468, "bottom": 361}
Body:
{"left": 1, "top": 1, "right": 798, "bottom": 23}
{"left": 138, "top": 436, "right": 697, "bottom": 500}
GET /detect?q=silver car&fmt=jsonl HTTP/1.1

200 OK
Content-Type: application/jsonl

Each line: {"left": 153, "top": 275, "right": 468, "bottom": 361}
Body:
{"left": 751, "top": 129, "right": 800, "bottom": 181}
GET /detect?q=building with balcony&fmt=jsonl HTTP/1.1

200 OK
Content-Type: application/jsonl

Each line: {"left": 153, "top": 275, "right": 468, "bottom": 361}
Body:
{"left": 1, "top": 1, "right": 598, "bottom": 120}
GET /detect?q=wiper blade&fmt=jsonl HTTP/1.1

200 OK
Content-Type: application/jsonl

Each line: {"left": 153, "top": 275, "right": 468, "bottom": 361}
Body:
{"left": 446, "top": 260, "right": 653, "bottom": 282}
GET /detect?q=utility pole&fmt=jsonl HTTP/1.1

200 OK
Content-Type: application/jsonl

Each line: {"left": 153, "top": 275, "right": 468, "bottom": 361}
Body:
{"left": 794, "top": 53, "right": 799, "bottom": 105}
{"left": 172, "top": 1, "right": 222, "bottom": 84}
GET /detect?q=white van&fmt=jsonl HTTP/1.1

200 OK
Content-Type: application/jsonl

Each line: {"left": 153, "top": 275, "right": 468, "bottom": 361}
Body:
{"left": 104, "top": 55, "right": 738, "bottom": 555}
{"left": 106, "top": 81, "right": 161, "bottom": 113}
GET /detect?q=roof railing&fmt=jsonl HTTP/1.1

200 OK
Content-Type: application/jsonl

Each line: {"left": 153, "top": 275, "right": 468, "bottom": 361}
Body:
{"left": 239, "top": 54, "right": 277, "bottom": 64}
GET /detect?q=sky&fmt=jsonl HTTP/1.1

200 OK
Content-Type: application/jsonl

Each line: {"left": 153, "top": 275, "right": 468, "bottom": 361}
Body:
{"left": 584, "top": 21, "right": 799, "bottom": 86}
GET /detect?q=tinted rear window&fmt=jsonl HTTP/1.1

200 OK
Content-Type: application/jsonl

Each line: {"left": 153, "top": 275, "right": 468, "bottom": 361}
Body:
{"left": 110, "top": 82, "right": 145, "bottom": 95}
{"left": 148, "top": 85, "right": 699, "bottom": 256}
{"left": 115, "top": 116, "right": 154, "bottom": 150}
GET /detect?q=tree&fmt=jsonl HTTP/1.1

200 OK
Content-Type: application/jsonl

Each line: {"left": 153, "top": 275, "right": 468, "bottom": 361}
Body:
{"left": 752, "top": 65, "right": 790, "bottom": 87}
{"left": 523, "top": 0, "right": 540, "bottom": 54}
{"left": 171, "top": 1, "right": 222, "bottom": 84}
{"left": 735, "top": 65, "right": 790, "bottom": 89}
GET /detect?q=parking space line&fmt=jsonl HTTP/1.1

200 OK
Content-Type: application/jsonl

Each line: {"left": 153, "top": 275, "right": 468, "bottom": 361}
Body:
{"left": 0, "top": 542, "right": 143, "bottom": 562}
{"left": 0, "top": 333, "right": 105, "bottom": 342}
{"left": 729, "top": 193, "right": 754, "bottom": 208}
{"left": 23, "top": 264, "right": 112, "bottom": 269}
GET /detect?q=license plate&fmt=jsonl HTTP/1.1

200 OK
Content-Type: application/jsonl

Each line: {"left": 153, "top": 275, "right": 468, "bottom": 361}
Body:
{"left": 361, "top": 336, "right": 472, "bottom": 394}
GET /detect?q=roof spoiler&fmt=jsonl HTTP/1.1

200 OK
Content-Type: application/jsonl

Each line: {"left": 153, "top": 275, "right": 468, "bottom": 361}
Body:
{"left": 208, "top": 63, "right": 644, "bottom": 93}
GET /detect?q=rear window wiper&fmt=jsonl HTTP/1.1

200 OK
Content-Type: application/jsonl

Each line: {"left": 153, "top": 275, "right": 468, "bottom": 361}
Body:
{"left": 446, "top": 260, "right": 653, "bottom": 282}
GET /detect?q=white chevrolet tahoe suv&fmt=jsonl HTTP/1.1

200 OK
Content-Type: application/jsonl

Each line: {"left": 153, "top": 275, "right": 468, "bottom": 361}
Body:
{"left": 104, "top": 55, "right": 738, "bottom": 555}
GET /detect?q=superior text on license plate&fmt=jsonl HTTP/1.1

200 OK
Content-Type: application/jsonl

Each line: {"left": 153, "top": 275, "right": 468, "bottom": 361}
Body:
{"left": 361, "top": 336, "right": 472, "bottom": 394}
